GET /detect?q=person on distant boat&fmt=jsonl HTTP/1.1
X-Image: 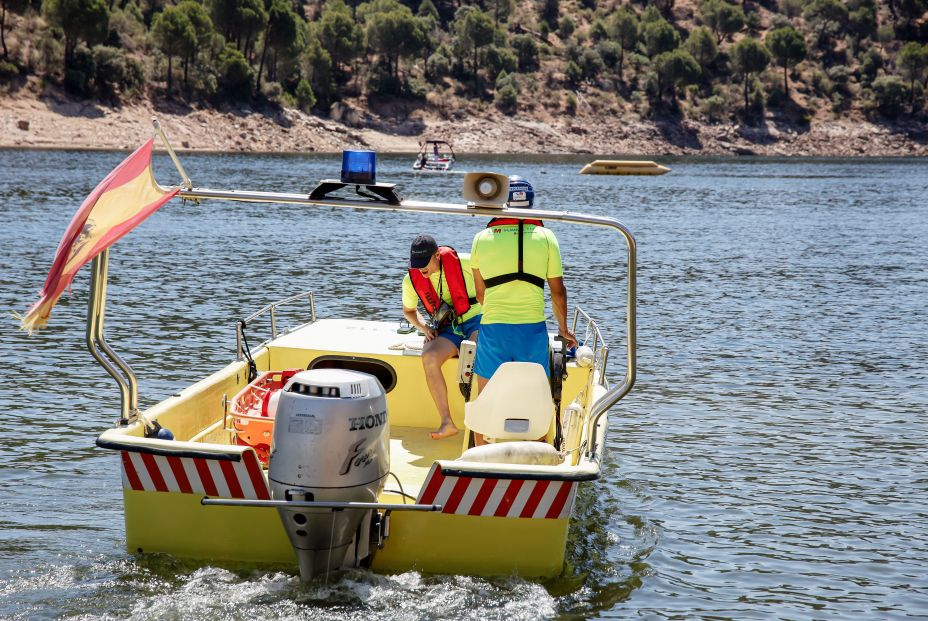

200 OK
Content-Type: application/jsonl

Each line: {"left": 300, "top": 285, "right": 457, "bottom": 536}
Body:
{"left": 402, "top": 234, "right": 482, "bottom": 440}
{"left": 470, "top": 176, "right": 578, "bottom": 445}
{"left": 433, "top": 142, "right": 440, "bottom": 158}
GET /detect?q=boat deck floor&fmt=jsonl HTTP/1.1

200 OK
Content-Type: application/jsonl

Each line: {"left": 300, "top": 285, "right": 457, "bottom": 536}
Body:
{"left": 387, "top": 426, "right": 462, "bottom": 495}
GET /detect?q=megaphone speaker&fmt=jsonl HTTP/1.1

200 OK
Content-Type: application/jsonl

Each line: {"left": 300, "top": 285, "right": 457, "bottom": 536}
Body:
{"left": 463, "top": 172, "right": 509, "bottom": 208}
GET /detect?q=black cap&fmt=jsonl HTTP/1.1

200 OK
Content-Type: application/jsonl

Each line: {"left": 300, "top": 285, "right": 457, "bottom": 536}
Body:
{"left": 409, "top": 234, "right": 438, "bottom": 269}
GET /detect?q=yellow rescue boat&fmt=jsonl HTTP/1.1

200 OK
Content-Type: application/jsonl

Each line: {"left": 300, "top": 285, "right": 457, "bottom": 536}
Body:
{"left": 580, "top": 160, "right": 671, "bottom": 175}
{"left": 63, "top": 126, "right": 637, "bottom": 582}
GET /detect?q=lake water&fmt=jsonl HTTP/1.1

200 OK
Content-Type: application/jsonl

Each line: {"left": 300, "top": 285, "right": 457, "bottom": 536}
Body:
{"left": 1, "top": 149, "right": 926, "bottom": 620}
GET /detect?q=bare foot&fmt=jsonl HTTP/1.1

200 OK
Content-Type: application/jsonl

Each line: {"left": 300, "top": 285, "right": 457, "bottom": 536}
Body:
{"left": 429, "top": 423, "right": 459, "bottom": 440}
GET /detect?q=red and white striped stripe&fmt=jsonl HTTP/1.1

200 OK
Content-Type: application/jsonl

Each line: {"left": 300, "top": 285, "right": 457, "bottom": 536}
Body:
{"left": 120, "top": 450, "right": 270, "bottom": 500}
{"left": 416, "top": 464, "right": 577, "bottom": 519}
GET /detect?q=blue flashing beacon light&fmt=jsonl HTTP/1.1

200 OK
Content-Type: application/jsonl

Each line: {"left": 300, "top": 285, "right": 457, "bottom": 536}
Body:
{"left": 341, "top": 150, "right": 376, "bottom": 184}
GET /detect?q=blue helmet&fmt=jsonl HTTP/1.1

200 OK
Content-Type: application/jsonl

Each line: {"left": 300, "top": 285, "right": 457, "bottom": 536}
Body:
{"left": 507, "top": 175, "right": 534, "bottom": 208}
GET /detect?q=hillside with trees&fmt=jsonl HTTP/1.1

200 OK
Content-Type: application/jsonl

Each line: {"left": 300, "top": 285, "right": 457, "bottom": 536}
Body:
{"left": 1, "top": 0, "right": 927, "bottom": 153}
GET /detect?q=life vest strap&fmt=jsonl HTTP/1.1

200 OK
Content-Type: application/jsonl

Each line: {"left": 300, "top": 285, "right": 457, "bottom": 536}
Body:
{"left": 482, "top": 220, "right": 546, "bottom": 291}
{"left": 483, "top": 273, "right": 545, "bottom": 289}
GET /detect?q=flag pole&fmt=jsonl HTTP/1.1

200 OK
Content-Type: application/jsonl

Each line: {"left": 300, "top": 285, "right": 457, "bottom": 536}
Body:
{"left": 152, "top": 117, "right": 193, "bottom": 190}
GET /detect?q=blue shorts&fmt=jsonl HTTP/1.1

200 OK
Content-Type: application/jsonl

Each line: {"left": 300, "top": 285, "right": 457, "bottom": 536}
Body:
{"left": 437, "top": 313, "right": 481, "bottom": 349}
{"left": 473, "top": 321, "right": 550, "bottom": 379}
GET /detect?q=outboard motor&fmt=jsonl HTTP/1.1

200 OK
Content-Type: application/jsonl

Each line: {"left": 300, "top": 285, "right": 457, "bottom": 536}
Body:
{"left": 268, "top": 368, "right": 389, "bottom": 581}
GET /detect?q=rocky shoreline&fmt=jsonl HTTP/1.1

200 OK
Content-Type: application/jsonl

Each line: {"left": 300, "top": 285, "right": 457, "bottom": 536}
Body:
{"left": 1, "top": 90, "right": 926, "bottom": 157}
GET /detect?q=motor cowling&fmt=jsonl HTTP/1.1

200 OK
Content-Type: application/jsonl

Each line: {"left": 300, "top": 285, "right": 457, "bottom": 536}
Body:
{"left": 268, "top": 368, "right": 389, "bottom": 580}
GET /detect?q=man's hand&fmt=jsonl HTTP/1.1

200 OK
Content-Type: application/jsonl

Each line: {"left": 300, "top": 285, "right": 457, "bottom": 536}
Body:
{"left": 559, "top": 328, "right": 579, "bottom": 349}
{"left": 405, "top": 307, "right": 436, "bottom": 342}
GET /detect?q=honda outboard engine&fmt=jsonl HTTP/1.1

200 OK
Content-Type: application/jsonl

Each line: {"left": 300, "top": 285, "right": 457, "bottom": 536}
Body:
{"left": 268, "top": 368, "right": 389, "bottom": 580}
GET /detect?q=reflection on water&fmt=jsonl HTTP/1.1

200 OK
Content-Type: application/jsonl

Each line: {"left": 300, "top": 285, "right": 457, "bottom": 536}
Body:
{"left": 1, "top": 150, "right": 927, "bottom": 619}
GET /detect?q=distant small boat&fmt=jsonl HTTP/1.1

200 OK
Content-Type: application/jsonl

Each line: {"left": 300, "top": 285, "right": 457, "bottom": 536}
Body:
{"left": 580, "top": 160, "right": 671, "bottom": 176}
{"left": 413, "top": 140, "right": 455, "bottom": 172}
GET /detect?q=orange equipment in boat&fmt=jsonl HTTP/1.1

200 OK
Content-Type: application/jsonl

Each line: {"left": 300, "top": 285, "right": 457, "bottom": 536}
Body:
{"left": 229, "top": 369, "right": 301, "bottom": 464}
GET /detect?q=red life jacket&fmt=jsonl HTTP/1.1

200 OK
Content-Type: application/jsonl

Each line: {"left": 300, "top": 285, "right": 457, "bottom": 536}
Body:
{"left": 408, "top": 246, "right": 476, "bottom": 317}
{"left": 482, "top": 219, "right": 546, "bottom": 290}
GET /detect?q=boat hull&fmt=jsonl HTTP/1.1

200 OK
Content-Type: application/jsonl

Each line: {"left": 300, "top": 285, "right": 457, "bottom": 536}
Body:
{"left": 99, "top": 318, "right": 611, "bottom": 578}
{"left": 118, "top": 450, "right": 581, "bottom": 576}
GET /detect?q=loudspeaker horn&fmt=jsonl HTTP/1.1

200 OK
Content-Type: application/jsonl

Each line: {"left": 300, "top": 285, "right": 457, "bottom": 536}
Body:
{"left": 463, "top": 172, "right": 509, "bottom": 208}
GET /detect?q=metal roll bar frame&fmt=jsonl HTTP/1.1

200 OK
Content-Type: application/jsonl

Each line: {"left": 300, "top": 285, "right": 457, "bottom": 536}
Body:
{"left": 174, "top": 187, "right": 637, "bottom": 459}
{"left": 85, "top": 120, "right": 636, "bottom": 453}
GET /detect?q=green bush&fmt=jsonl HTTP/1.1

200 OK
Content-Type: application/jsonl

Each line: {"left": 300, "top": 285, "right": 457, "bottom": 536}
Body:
{"left": 199, "top": 73, "right": 218, "bottom": 99}
{"left": 564, "top": 42, "right": 581, "bottom": 65}
{"left": 512, "top": 35, "right": 539, "bottom": 71}
{"left": 781, "top": 0, "right": 804, "bottom": 18}
{"left": 218, "top": 45, "right": 254, "bottom": 101}
{"left": 261, "top": 80, "right": 284, "bottom": 101}
{"left": 108, "top": 4, "right": 147, "bottom": 53}
{"left": 699, "top": 94, "right": 727, "bottom": 121}
{"left": 826, "top": 65, "right": 850, "bottom": 92}
{"left": 64, "top": 46, "right": 95, "bottom": 97}
{"left": 558, "top": 16, "right": 575, "bottom": 40}
{"left": 597, "top": 41, "right": 621, "bottom": 70}
{"left": 92, "top": 45, "right": 144, "bottom": 102}
{"left": 580, "top": 48, "right": 604, "bottom": 81}
{"left": 367, "top": 59, "right": 402, "bottom": 96}
{"left": 295, "top": 78, "right": 316, "bottom": 111}
{"left": 565, "top": 91, "right": 577, "bottom": 115}
{"left": 31, "top": 31, "right": 62, "bottom": 74}
{"left": 870, "top": 75, "right": 907, "bottom": 118}
{"left": 589, "top": 19, "right": 608, "bottom": 42}
{"left": 539, "top": 0, "right": 559, "bottom": 29}
{"left": 810, "top": 70, "right": 831, "bottom": 96}
{"left": 913, "top": 81, "right": 926, "bottom": 112}
{"left": 766, "top": 80, "right": 787, "bottom": 107}
{"left": 427, "top": 50, "right": 451, "bottom": 82}
{"left": 748, "top": 78, "right": 766, "bottom": 112}
{"left": 565, "top": 60, "right": 582, "bottom": 86}
{"left": 745, "top": 10, "right": 763, "bottom": 35}
{"left": 643, "top": 71, "right": 660, "bottom": 102}
{"left": 831, "top": 91, "right": 848, "bottom": 112}
{"left": 482, "top": 45, "right": 518, "bottom": 79}
{"left": 495, "top": 83, "right": 518, "bottom": 114}
{"left": 0, "top": 60, "right": 20, "bottom": 82}
{"left": 405, "top": 78, "right": 428, "bottom": 99}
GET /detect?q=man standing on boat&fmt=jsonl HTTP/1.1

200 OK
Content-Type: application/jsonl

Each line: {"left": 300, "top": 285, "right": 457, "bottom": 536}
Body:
{"left": 470, "top": 176, "right": 578, "bottom": 404}
{"left": 402, "top": 235, "right": 482, "bottom": 440}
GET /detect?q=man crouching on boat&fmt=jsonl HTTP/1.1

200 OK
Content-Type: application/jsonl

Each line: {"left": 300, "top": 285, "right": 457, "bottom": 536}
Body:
{"left": 402, "top": 234, "right": 482, "bottom": 439}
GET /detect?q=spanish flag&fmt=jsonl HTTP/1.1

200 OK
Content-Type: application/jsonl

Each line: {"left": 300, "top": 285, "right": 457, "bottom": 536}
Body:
{"left": 18, "top": 139, "right": 179, "bottom": 333}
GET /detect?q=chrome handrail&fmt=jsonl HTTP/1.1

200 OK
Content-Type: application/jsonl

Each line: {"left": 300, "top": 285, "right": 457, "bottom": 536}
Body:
{"left": 177, "top": 187, "right": 637, "bottom": 457}
{"left": 572, "top": 306, "right": 606, "bottom": 383}
{"left": 236, "top": 290, "right": 316, "bottom": 359}
{"left": 86, "top": 249, "right": 139, "bottom": 424}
